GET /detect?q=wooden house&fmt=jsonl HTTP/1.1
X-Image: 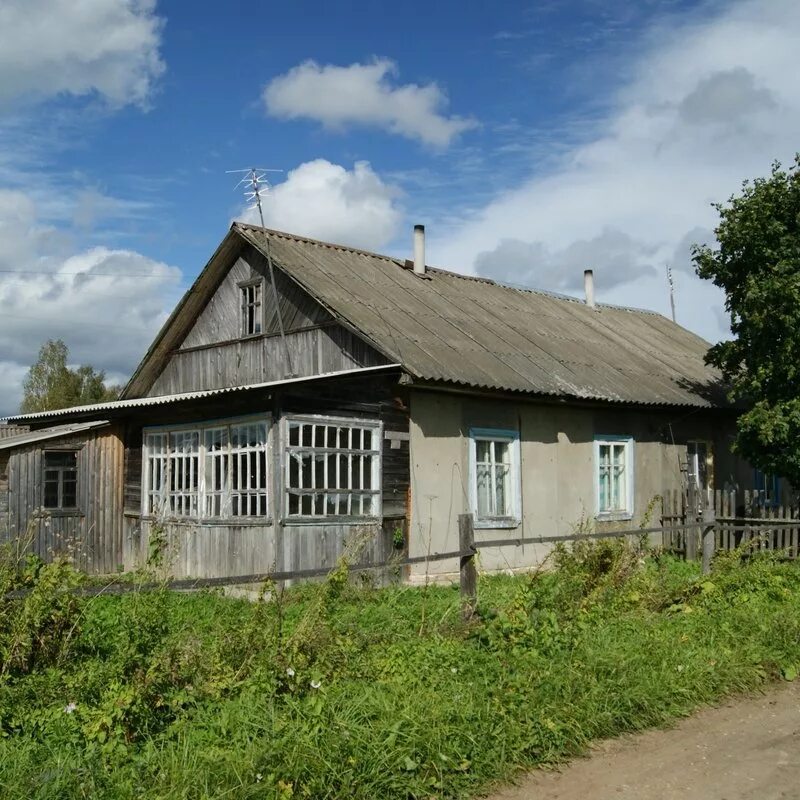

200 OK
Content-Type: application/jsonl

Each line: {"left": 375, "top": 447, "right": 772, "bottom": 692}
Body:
{"left": 0, "top": 223, "right": 765, "bottom": 581}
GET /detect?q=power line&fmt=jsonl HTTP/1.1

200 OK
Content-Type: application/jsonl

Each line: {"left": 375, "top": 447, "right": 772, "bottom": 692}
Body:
{"left": 0, "top": 311, "right": 160, "bottom": 334}
{"left": 0, "top": 269, "right": 180, "bottom": 278}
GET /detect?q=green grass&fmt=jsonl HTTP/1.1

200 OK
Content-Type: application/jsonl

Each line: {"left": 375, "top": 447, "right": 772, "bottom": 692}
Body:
{"left": 2, "top": 542, "right": 800, "bottom": 799}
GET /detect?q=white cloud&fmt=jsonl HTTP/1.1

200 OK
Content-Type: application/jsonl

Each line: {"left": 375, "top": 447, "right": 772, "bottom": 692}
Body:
{"left": 429, "top": 0, "right": 800, "bottom": 343}
{"left": 263, "top": 59, "right": 476, "bottom": 147}
{"left": 240, "top": 159, "right": 403, "bottom": 251}
{"left": 0, "top": 189, "right": 182, "bottom": 416}
{"left": 475, "top": 228, "right": 658, "bottom": 293}
{"left": 0, "top": 0, "right": 165, "bottom": 107}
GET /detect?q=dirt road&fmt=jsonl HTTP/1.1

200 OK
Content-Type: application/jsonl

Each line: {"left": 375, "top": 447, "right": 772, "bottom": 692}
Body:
{"left": 490, "top": 681, "right": 800, "bottom": 800}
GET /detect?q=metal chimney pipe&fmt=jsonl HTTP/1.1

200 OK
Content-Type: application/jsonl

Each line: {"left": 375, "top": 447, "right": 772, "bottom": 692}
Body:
{"left": 413, "top": 224, "right": 426, "bottom": 275}
{"left": 584, "top": 269, "right": 595, "bottom": 308}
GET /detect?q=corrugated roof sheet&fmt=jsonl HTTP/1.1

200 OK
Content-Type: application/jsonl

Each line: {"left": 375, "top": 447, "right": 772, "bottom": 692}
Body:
{"left": 0, "top": 421, "right": 110, "bottom": 450}
{"left": 4, "top": 365, "right": 401, "bottom": 423}
{"left": 235, "top": 224, "right": 725, "bottom": 408}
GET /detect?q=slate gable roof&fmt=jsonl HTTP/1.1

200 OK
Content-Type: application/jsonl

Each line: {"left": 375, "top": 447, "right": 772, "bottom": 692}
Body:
{"left": 122, "top": 223, "right": 725, "bottom": 408}
{"left": 234, "top": 225, "right": 724, "bottom": 408}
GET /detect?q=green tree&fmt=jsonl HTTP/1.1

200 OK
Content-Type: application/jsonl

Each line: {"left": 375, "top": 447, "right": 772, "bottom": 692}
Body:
{"left": 693, "top": 156, "right": 800, "bottom": 485}
{"left": 20, "top": 339, "right": 120, "bottom": 413}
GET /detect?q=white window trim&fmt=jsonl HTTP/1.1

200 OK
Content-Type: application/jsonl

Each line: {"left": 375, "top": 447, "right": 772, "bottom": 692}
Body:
{"left": 594, "top": 435, "right": 634, "bottom": 521}
{"left": 281, "top": 413, "right": 382, "bottom": 523}
{"left": 468, "top": 427, "right": 521, "bottom": 530}
{"left": 142, "top": 414, "right": 270, "bottom": 521}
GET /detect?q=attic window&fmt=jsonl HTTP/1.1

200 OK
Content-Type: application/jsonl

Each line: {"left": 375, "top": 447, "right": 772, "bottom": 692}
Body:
{"left": 240, "top": 279, "right": 263, "bottom": 336}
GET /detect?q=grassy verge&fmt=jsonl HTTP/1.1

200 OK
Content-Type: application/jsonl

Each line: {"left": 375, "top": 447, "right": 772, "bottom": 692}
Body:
{"left": 1, "top": 541, "right": 800, "bottom": 799}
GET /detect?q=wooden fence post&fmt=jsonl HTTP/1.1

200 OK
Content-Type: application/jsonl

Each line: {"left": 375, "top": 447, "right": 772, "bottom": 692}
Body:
{"left": 701, "top": 497, "right": 716, "bottom": 576}
{"left": 686, "top": 483, "right": 698, "bottom": 562}
{"left": 458, "top": 513, "right": 477, "bottom": 619}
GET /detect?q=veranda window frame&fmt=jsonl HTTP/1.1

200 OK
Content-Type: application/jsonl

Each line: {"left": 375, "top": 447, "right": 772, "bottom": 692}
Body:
{"left": 43, "top": 449, "right": 79, "bottom": 511}
{"left": 594, "top": 435, "right": 634, "bottom": 520}
{"left": 142, "top": 415, "right": 270, "bottom": 521}
{"left": 468, "top": 427, "right": 521, "bottom": 529}
{"left": 282, "top": 413, "right": 382, "bottom": 523}
{"left": 239, "top": 278, "right": 264, "bottom": 338}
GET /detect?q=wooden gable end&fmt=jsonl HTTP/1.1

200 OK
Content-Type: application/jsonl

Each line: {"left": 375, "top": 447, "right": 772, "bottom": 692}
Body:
{"left": 145, "top": 243, "right": 390, "bottom": 397}
{"left": 180, "top": 245, "right": 334, "bottom": 349}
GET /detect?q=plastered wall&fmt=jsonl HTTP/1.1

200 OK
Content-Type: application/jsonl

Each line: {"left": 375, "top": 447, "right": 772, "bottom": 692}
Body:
{"left": 408, "top": 389, "right": 745, "bottom": 581}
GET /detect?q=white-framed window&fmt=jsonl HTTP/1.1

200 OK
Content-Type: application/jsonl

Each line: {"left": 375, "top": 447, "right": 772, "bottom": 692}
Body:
{"left": 240, "top": 279, "right": 263, "bottom": 337}
{"left": 468, "top": 428, "right": 521, "bottom": 528}
{"left": 594, "top": 435, "right": 634, "bottom": 519}
{"left": 143, "top": 417, "right": 269, "bottom": 519}
{"left": 283, "top": 415, "right": 381, "bottom": 520}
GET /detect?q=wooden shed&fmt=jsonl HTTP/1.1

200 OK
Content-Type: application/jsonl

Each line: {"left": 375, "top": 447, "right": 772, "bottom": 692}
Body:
{"left": 0, "top": 421, "right": 124, "bottom": 571}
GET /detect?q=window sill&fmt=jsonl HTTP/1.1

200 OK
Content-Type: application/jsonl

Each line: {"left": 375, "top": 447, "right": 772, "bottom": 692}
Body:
{"left": 474, "top": 517, "right": 521, "bottom": 530}
{"left": 139, "top": 515, "right": 274, "bottom": 527}
{"left": 39, "top": 510, "right": 84, "bottom": 519}
{"left": 282, "top": 516, "right": 381, "bottom": 526}
{"left": 595, "top": 512, "right": 634, "bottom": 523}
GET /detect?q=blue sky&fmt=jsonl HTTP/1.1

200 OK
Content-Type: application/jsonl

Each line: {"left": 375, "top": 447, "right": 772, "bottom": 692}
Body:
{"left": 1, "top": 0, "right": 799, "bottom": 415}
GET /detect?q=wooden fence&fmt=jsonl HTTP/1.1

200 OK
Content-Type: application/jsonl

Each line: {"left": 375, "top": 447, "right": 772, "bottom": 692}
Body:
{"left": 662, "top": 487, "right": 800, "bottom": 560}
{"left": 6, "top": 501, "right": 800, "bottom": 616}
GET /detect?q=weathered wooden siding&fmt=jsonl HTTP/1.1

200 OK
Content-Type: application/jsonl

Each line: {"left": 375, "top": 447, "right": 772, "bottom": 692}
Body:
{"left": 144, "top": 241, "right": 390, "bottom": 397}
{"left": 148, "top": 324, "right": 387, "bottom": 396}
{"left": 122, "top": 519, "right": 395, "bottom": 582}
{"left": 2, "top": 425, "right": 125, "bottom": 573}
{"left": 181, "top": 248, "right": 333, "bottom": 349}
{"left": 119, "top": 373, "right": 409, "bottom": 579}
{"left": 123, "top": 518, "right": 279, "bottom": 578}
{"left": 0, "top": 451, "right": 9, "bottom": 542}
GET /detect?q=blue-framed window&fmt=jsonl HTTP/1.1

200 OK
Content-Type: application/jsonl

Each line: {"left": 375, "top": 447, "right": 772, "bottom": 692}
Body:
{"left": 594, "top": 435, "right": 634, "bottom": 519}
{"left": 468, "top": 427, "right": 521, "bottom": 529}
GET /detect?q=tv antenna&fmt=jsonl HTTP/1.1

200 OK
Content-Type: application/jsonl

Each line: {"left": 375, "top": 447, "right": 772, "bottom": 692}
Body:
{"left": 226, "top": 165, "right": 295, "bottom": 378}
{"left": 226, "top": 167, "right": 283, "bottom": 228}
{"left": 666, "top": 264, "right": 676, "bottom": 323}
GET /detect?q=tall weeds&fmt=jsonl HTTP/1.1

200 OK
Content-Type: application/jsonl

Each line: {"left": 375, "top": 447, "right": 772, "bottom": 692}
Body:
{"left": 1, "top": 536, "right": 800, "bottom": 799}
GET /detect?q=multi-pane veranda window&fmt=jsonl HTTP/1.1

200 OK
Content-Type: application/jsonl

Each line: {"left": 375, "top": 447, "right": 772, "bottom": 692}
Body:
{"left": 143, "top": 419, "right": 268, "bottom": 518}
{"left": 43, "top": 451, "right": 78, "bottom": 510}
{"left": 596, "top": 437, "right": 633, "bottom": 516}
{"left": 284, "top": 416, "right": 381, "bottom": 518}
{"left": 469, "top": 428, "right": 520, "bottom": 526}
{"left": 240, "top": 281, "right": 262, "bottom": 336}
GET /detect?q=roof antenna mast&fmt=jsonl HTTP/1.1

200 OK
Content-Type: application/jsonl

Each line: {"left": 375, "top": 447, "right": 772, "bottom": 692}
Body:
{"left": 666, "top": 264, "right": 676, "bottom": 323}
{"left": 226, "top": 167, "right": 283, "bottom": 228}
{"left": 227, "top": 166, "right": 296, "bottom": 378}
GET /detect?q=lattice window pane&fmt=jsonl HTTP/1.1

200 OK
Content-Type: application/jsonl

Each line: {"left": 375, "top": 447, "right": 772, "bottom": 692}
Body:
{"left": 144, "top": 419, "right": 268, "bottom": 520}
{"left": 285, "top": 417, "right": 381, "bottom": 519}
{"left": 229, "top": 422, "right": 268, "bottom": 517}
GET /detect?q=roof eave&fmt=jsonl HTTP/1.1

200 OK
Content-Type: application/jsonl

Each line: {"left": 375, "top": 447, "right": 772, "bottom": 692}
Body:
{"left": 120, "top": 226, "right": 245, "bottom": 400}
